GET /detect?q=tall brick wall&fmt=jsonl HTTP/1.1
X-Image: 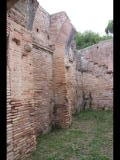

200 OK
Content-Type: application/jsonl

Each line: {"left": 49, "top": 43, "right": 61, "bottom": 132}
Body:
{"left": 32, "top": 5, "right": 50, "bottom": 46}
{"left": 7, "top": 66, "right": 14, "bottom": 160}
{"left": 76, "top": 40, "right": 113, "bottom": 110}
{"left": 31, "top": 3, "right": 54, "bottom": 135}
{"left": 7, "top": 0, "right": 113, "bottom": 159}
{"left": 7, "top": 18, "right": 36, "bottom": 160}
{"left": 50, "top": 12, "right": 69, "bottom": 44}
{"left": 7, "top": 2, "right": 54, "bottom": 159}
{"left": 64, "top": 29, "right": 79, "bottom": 114}
{"left": 50, "top": 13, "right": 76, "bottom": 128}
{"left": 31, "top": 46, "right": 54, "bottom": 135}
{"left": 65, "top": 53, "right": 81, "bottom": 114}
{"left": 7, "top": 28, "right": 13, "bottom": 160}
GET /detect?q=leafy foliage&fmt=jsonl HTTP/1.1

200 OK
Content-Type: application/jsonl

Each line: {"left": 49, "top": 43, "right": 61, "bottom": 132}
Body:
{"left": 105, "top": 20, "right": 113, "bottom": 34}
{"left": 75, "top": 30, "right": 112, "bottom": 50}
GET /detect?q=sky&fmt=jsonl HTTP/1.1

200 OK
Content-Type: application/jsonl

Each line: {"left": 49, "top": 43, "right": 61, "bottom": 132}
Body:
{"left": 38, "top": 0, "right": 113, "bottom": 36}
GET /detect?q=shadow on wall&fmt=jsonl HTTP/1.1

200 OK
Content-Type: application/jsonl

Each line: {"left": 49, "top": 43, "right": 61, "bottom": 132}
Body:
{"left": 76, "top": 90, "right": 93, "bottom": 113}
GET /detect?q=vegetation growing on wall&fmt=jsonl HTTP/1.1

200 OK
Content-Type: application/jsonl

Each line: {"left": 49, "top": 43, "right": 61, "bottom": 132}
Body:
{"left": 105, "top": 20, "right": 113, "bottom": 35}
{"left": 75, "top": 30, "right": 112, "bottom": 49}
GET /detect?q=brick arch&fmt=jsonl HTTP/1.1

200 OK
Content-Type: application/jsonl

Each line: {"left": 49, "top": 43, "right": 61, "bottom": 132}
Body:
{"left": 56, "top": 19, "right": 71, "bottom": 43}
{"left": 52, "top": 18, "right": 76, "bottom": 128}
{"left": 55, "top": 18, "right": 76, "bottom": 59}
{"left": 55, "top": 18, "right": 76, "bottom": 49}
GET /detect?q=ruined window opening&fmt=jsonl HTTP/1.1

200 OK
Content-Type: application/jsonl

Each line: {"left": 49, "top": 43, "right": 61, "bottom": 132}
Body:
{"left": 47, "top": 35, "right": 50, "bottom": 40}
{"left": 36, "top": 28, "right": 39, "bottom": 32}
{"left": 12, "top": 37, "right": 20, "bottom": 45}
{"left": 65, "top": 66, "right": 69, "bottom": 70}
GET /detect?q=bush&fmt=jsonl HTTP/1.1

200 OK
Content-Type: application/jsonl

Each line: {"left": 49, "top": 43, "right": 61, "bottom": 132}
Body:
{"left": 75, "top": 30, "right": 112, "bottom": 49}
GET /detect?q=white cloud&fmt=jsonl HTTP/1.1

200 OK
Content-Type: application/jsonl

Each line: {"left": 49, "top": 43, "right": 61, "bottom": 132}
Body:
{"left": 38, "top": 0, "right": 113, "bottom": 35}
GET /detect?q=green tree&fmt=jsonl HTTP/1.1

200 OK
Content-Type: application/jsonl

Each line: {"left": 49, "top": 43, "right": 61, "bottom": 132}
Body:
{"left": 105, "top": 20, "right": 113, "bottom": 35}
{"left": 75, "top": 30, "right": 112, "bottom": 50}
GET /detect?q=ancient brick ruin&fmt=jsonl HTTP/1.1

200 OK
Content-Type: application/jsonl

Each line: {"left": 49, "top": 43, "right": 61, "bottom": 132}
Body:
{"left": 7, "top": 0, "right": 113, "bottom": 159}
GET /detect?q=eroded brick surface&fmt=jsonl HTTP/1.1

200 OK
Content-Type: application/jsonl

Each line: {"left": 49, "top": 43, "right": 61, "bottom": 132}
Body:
{"left": 7, "top": 0, "right": 113, "bottom": 159}
{"left": 76, "top": 40, "right": 113, "bottom": 110}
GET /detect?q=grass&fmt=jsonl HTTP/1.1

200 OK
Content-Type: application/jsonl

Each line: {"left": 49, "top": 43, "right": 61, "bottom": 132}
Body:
{"left": 27, "top": 109, "right": 113, "bottom": 160}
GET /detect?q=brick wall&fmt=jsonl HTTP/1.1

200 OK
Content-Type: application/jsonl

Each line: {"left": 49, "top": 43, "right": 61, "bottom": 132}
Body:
{"left": 51, "top": 13, "right": 75, "bottom": 128}
{"left": 7, "top": 18, "right": 36, "bottom": 160}
{"left": 32, "top": 4, "right": 50, "bottom": 46}
{"left": 7, "top": 66, "right": 14, "bottom": 160}
{"left": 7, "top": 2, "right": 54, "bottom": 159}
{"left": 31, "top": 3, "right": 54, "bottom": 135}
{"left": 31, "top": 46, "right": 54, "bottom": 135}
{"left": 7, "top": 0, "right": 113, "bottom": 159}
{"left": 76, "top": 40, "right": 113, "bottom": 110}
